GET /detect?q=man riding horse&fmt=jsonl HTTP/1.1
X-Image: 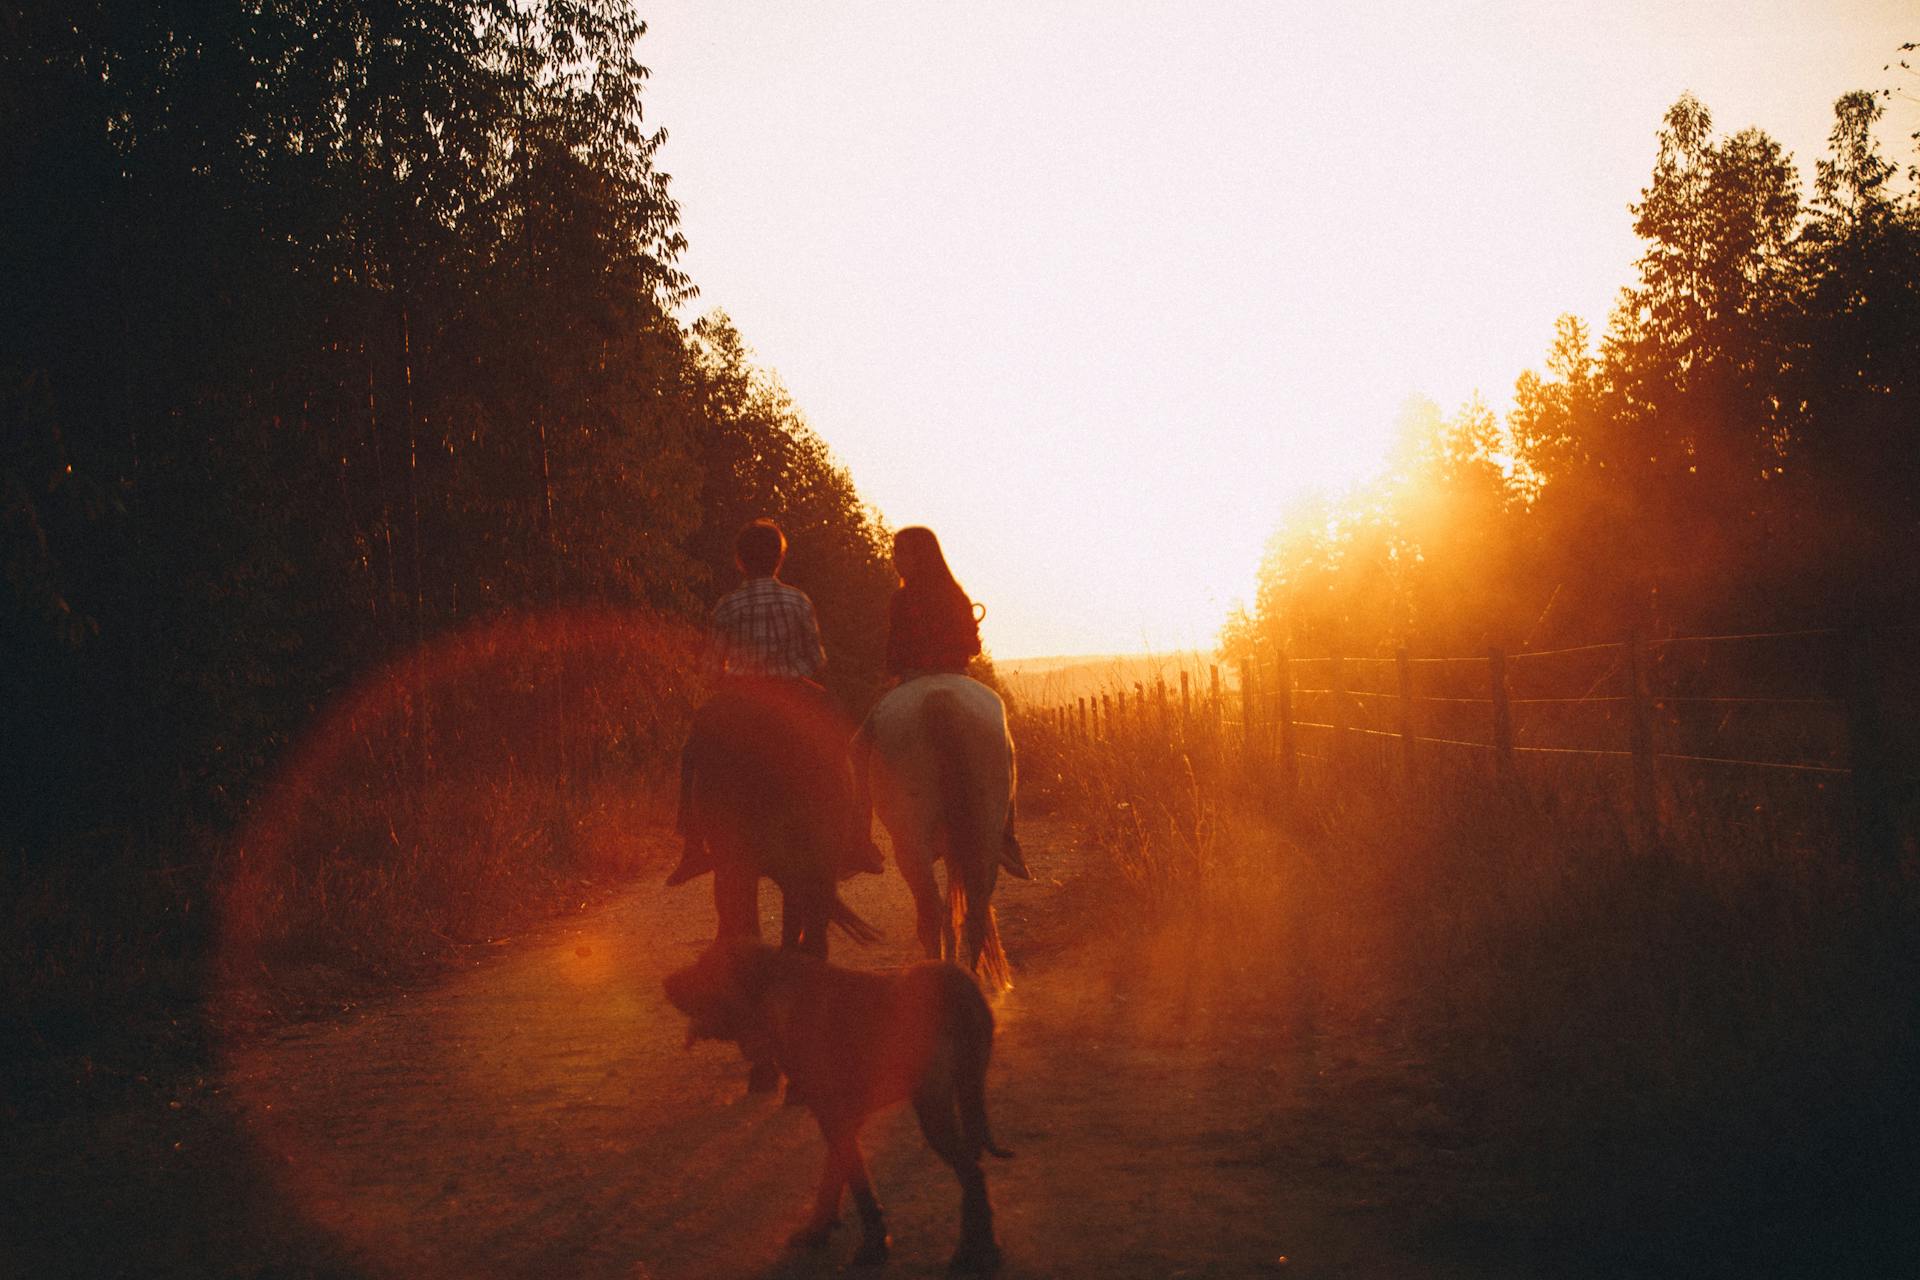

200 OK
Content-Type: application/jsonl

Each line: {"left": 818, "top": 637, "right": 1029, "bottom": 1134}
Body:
{"left": 669, "top": 519, "right": 883, "bottom": 952}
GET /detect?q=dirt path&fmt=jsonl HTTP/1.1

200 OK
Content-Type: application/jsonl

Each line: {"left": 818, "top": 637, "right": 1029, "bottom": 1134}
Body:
{"left": 16, "top": 820, "right": 1496, "bottom": 1279}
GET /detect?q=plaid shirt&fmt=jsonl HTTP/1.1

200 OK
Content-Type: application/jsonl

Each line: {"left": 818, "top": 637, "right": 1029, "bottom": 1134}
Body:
{"left": 708, "top": 576, "right": 827, "bottom": 680}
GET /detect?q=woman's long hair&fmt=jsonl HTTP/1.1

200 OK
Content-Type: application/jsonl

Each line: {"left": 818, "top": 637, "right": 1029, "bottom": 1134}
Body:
{"left": 893, "top": 526, "right": 966, "bottom": 597}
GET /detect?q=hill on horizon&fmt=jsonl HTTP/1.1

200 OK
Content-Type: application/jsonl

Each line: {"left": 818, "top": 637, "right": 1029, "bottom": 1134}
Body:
{"left": 996, "top": 650, "right": 1228, "bottom": 711}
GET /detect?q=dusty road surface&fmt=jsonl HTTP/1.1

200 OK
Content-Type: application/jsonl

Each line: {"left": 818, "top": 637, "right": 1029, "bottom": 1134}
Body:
{"left": 17, "top": 819, "right": 1502, "bottom": 1279}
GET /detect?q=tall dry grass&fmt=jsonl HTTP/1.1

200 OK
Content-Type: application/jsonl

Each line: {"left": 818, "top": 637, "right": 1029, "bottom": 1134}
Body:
{"left": 1016, "top": 701, "right": 1919, "bottom": 1273}
{"left": 5, "top": 609, "right": 702, "bottom": 1106}
{"left": 212, "top": 610, "right": 702, "bottom": 1004}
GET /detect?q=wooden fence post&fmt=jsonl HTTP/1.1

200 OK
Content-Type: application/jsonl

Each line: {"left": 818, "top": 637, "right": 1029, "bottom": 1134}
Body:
{"left": 1210, "top": 664, "right": 1223, "bottom": 742}
{"left": 1078, "top": 696, "right": 1089, "bottom": 740}
{"left": 1155, "top": 677, "right": 1169, "bottom": 741}
{"left": 1624, "top": 630, "right": 1657, "bottom": 847}
{"left": 1116, "top": 687, "right": 1126, "bottom": 727}
{"left": 1397, "top": 647, "right": 1416, "bottom": 786}
{"left": 1239, "top": 659, "right": 1254, "bottom": 751}
{"left": 1276, "top": 652, "right": 1296, "bottom": 796}
{"left": 1843, "top": 627, "right": 1899, "bottom": 872}
{"left": 1179, "top": 669, "right": 1191, "bottom": 737}
{"left": 1100, "top": 693, "right": 1112, "bottom": 742}
{"left": 1489, "top": 646, "right": 1515, "bottom": 783}
{"left": 1331, "top": 652, "right": 1351, "bottom": 761}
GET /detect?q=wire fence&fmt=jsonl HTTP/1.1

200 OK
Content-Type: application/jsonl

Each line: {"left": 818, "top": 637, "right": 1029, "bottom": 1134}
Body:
{"left": 1023, "top": 626, "right": 1913, "bottom": 866}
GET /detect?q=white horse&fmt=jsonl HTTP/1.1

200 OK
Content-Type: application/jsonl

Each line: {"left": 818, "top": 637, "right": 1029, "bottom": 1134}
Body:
{"left": 865, "top": 674, "right": 1022, "bottom": 989}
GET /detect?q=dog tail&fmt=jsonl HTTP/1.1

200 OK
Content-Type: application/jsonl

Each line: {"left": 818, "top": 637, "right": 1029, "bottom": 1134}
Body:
{"left": 954, "top": 976, "right": 1015, "bottom": 1160}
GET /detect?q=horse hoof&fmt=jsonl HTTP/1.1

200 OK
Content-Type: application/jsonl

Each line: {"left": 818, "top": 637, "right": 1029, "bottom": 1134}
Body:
{"left": 948, "top": 1240, "right": 1001, "bottom": 1274}
{"left": 852, "top": 1233, "right": 892, "bottom": 1266}
{"left": 787, "top": 1221, "right": 838, "bottom": 1250}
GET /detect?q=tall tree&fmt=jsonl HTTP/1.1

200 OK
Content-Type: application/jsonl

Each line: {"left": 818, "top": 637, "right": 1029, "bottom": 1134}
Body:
{"left": 1784, "top": 90, "right": 1920, "bottom": 617}
{"left": 0, "top": 1, "right": 894, "bottom": 849}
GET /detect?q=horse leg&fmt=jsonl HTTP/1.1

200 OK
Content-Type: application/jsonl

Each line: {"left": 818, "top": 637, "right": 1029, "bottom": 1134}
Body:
{"left": 779, "top": 891, "right": 802, "bottom": 951}
{"left": 939, "top": 864, "right": 959, "bottom": 965}
{"left": 712, "top": 859, "right": 761, "bottom": 941}
{"left": 847, "top": 722, "right": 881, "bottom": 871}
{"left": 893, "top": 837, "right": 947, "bottom": 961}
{"left": 781, "top": 877, "right": 831, "bottom": 960}
{"left": 714, "top": 859, "right": 778, "bottom": 1091}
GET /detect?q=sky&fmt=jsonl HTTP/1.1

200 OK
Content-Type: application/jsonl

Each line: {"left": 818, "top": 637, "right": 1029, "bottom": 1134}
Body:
{"left": 634, "top": 1, "right": 1918, "bottom": 658}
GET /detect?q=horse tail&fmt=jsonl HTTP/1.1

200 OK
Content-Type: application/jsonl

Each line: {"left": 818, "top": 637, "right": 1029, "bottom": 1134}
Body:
{"left": 924, "top": 688, "right": 1012, "bottom": 989}
{"left": 946, "top": 875, "right": 1011, "bottom": 990}
{"left": 829, "top": 895, "right": 881, "bottom": 945}
{"left": 923, "top": 689, "right": 978, "bottom": 861}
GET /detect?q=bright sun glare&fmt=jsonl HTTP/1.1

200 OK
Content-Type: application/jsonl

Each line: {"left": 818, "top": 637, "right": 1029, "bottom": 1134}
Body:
{"left": 639, "top": 0, "right": 1918, "bottom": 658}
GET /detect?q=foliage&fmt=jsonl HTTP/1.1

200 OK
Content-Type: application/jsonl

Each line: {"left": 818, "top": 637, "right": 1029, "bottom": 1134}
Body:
{"left": 1237, "top": 89, "right": 1920, "bottom": 657}
{"left": 0, "top": 1, "right": 893, "bottom": 859}
{"left": 0, "top": 2, "right": 899, "bottom": 1056}
{"left": 1019, "top": 688, "right": 1919, "bottom": 1273}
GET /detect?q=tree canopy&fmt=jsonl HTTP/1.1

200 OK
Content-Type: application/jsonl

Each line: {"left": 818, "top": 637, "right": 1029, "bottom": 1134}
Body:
{"left": 1, "top": 1, "right": 896, "bottom": 846}
{"left": 1231, "top": 89, "right": 1920, "bottom": 661}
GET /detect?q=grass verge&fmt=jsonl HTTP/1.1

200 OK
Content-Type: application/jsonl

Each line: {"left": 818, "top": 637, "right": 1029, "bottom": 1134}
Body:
{"left": 1017, "top": 710, "right": 1919, "bottom": 1277}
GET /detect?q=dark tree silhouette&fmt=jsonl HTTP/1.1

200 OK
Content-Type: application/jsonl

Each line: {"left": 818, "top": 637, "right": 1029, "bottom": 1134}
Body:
{"left": 0, "top": 2, "right": 894, "bottom": 856}
{"left": 1238, "top": 88, "right": 1920, "bottom": 660}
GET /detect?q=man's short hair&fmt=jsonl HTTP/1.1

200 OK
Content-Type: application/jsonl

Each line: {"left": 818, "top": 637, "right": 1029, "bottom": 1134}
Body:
{"left": 735, "top": 519, "right": 787, "bottom": 576}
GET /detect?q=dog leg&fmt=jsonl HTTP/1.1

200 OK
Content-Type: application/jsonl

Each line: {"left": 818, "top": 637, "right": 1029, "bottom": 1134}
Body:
{"left": 948, "top": 1166, "right": 1000, "bottom": 1276}
{"left": 914, "top": 1086, "right": 1000, "bottom": 1274}
{"left": 788, "top": 1126, "right": 854, "bottom": 1250}
{"left": 845, "top": 1142, "right": 891, "bottom": 1266}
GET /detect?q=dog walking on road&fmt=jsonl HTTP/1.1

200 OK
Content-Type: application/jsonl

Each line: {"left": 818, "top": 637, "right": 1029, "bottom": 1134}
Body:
{"left": 664, "top": 940, "right": 1013, "bottom": 1272}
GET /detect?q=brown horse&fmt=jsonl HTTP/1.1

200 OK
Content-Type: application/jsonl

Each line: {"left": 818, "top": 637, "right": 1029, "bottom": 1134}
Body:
{"left": 678, "top": 678, "right": 877, "bottom": 956}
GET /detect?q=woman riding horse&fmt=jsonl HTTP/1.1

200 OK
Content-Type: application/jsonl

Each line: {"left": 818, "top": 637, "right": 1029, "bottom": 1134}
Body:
{"left": 860, "top": 527, "right": 1025, "bottom": 871}
{"left": 855, "top": 528, "right": 1029, "bottom": 985}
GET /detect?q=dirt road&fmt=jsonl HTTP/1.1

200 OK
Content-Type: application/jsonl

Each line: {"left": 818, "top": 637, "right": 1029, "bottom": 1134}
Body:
{"left": 17, "top": 820, "right": 1499, "bottom": 1279}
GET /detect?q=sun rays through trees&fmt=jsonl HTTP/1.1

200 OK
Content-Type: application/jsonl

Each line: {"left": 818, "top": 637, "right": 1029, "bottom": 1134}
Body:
{"left": 1228, "top": 89, "right": 1920, "bottom": 665}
